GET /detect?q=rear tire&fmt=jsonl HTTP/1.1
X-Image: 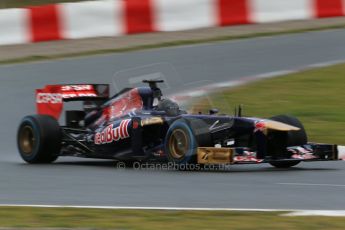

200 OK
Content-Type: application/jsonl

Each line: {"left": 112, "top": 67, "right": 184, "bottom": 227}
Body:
{"left": 268, "top": 115, "right": 307, "bottom": 168}
{"left": 17, "top": 115, "right": 61, "bottom": 164}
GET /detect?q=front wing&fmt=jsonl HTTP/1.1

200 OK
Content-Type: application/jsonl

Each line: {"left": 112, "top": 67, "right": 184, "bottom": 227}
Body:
{"left": 197, "top": 143, "right": 345, "bottom": 164}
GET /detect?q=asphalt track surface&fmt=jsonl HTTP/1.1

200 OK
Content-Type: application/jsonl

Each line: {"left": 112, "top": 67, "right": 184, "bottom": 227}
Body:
{"left": 1, "top": 29, "right": 345, "bottom": 210}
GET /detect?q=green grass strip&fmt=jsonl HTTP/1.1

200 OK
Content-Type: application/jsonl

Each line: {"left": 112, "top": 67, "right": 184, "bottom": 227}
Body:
{"left": 0, "top": 207, "right": 344, "bottom": 229}
{"left": 191, "top": 63, "right": 345, "bottom": 145}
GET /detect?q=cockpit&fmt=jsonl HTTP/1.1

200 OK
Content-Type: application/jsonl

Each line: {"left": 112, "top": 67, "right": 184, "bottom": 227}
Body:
{"left": 85, "top": 80, "right": 182, "bottom": 127}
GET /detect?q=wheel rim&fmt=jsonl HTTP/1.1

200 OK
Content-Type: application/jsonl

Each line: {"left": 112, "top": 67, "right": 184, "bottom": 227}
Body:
{"left": 169, "top": 129, "right": 189, "bottom": 159}
{"left": 19, "top": 125, "right": 35, "bottom": 155}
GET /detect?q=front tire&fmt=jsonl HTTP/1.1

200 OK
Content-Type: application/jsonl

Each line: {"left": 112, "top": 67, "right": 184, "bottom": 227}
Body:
{"left": 164, "top": 119, "right": 198, "bottom": 165}
{"left": 17, "top": 115, "right": 61, "bottom": 163}
{"left": 268, "top": 115, "right": 307, "bottom": 168}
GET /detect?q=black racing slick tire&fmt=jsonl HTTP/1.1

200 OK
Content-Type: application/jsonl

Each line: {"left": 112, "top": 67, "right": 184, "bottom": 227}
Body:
{"left": 268, "top": 115, "right": 307, "bottom": 168}
{"left": 17, "top": 115, "right": 61, "bottom": 164}
{"left": 164, "top": 119, "right": 198, "bottom": 165}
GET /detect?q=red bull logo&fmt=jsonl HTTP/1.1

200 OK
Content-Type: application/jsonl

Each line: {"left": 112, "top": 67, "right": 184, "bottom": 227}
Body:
{"left": 94, "top": 119, "right": 130, "bottom": 145}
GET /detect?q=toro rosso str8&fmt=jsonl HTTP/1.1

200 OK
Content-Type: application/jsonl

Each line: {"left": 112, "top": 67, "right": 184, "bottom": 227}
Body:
{"left": 17, "top": 80, "right": 344, "bottom": 168}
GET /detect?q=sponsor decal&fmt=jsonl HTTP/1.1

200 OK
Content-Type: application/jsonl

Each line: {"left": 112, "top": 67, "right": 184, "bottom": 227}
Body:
{"left": 233, "top": 149, "right": 263, "bottom": 163}
{"left": 94, "top": 119, "right": 130, "bottom": 145}
{"left": 61, "top": 85, "right": 93, "bottom": 91}
{"left": 233, "top": 155, "right": 263, "bottom": 163}
{"left": 62, "top": 93, "right": 98, "bottom": 99}
{"left": 291, "top": 154, "right": 317, "bottom": 160}
{"left": 61, "top": 85, "right": 98, "bottom": 99}
{"left": 36, "top": 93, "right": 63, "bottom": 104}
{"left": 288, "top": 146, "right": 317, "bottom": 160}
{"left": 254, "top": 120, "right": 266, "bottom": 132}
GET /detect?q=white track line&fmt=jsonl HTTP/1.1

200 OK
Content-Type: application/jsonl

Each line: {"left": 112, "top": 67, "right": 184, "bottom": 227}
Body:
{"left": 255, "top": 70, "right": 295, "bottom": 79}
{"left": 1, "top": 204, "right": 345, "bottom": 216}
{"left": 284, "top": 211, "right": 345, "bottom": 217}
{"left": 278, "top": 183, "right": 345, "bottom": 187}
{"left": 0, "top": 204, "right": 285, "bottom": 211}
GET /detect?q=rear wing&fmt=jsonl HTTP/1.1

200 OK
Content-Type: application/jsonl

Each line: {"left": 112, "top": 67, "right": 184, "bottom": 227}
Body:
{"left": 36, "top": 84, "right": 109, "bottom": 119}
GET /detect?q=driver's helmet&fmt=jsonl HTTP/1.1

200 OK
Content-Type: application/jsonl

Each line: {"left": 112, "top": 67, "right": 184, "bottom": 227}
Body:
{"left": 157, "top": 98, "right": 180, "bottom": 116}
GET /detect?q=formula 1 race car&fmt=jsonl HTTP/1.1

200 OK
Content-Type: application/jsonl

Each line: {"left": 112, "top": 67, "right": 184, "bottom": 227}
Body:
{"left": 17, "top": 80, "right": 344, "bottom": 168}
